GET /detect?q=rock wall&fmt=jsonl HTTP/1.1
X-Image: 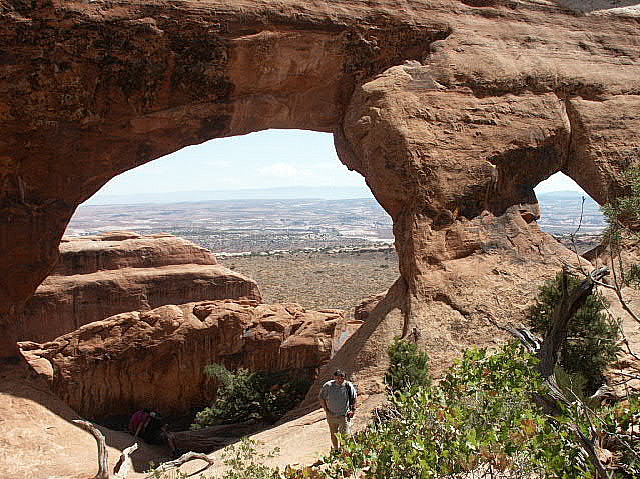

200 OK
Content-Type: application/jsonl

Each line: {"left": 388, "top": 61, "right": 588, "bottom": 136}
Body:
{"left": 17, "top": 232, "right": 262, "bottom": 341}
{"left": 19, "top": 300, "right": 346, "bottom": 419}
{"left": 0, "top": 0, "right": 639, "bottom": 375}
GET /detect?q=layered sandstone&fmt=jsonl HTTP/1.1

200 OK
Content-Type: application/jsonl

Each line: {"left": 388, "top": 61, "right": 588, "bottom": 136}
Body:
{"left": 53, "top": 231, "right": 219, "bottom": 275}
{"left": 19, "top": 300, "right": 346, "bottom": 419}
{"left": 16, "top": 232, "right": 261, "bottom": 341}
{"left": 1, "top": 0, "right": 640, "bottom": 475}
{"left": 1, "top": 0, "right": 639, "bottom": 362}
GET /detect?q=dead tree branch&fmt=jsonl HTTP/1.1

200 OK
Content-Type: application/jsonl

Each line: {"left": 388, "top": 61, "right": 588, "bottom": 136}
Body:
{"left": 143, "top": 452, "right": 215, "bottom": 478}
{"left": 113, "top": 444, "right": 138, "bottom": 479}
{"left": 73, "top": 420, "right": 110, "bottom": 479}
{"left": 74, "top": 419, "right": 215, "bottom": 478}
{"left": 537, "top": 266, "right": 610, "bottom": 378}
{"left": 487, "top": 268, "right": 616, "bottom": 478}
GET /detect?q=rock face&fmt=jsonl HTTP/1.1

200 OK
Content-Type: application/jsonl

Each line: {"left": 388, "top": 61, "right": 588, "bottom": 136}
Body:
{"left": 354, "top": 292, "right": 387, "bottom": 322}
{"left": 16, "top": 232, "right": 262, "bottom": 341}
{"left": 53, "top": 231, "right": 220, "bottom": 275}
{"left": 19, "top": 300, "right": 346, "bottom": 419}
{"left": 1, "top": 0, "right": 640, "bottom": 475}
{"left": 1, "top": 0, "right": 639, "bottom": 362}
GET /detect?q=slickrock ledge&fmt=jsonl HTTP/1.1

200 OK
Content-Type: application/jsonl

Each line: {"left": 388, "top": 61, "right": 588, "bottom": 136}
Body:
{"left": 19, "top": 300, "right": 347, "bottom": 419}
{"left": 16, "top": 232, "right": 262, "bottom": 341}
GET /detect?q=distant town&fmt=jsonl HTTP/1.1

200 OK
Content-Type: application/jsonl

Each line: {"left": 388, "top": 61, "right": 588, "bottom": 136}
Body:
{"left": 66, "top": 191, "right": 606, "bottom": 254}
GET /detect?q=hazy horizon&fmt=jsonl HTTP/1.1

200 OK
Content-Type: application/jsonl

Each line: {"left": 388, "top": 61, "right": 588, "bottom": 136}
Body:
{"left": 79, "top": 188, "right": 596, "bottom": 208}
{"left": 83, "top": 129, "right": 591, "bottom": 206}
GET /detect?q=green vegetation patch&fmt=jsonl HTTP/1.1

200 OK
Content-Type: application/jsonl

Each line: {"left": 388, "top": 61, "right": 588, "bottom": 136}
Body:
{"left": 191, "top": 364, "right": 311, "bottom": 429}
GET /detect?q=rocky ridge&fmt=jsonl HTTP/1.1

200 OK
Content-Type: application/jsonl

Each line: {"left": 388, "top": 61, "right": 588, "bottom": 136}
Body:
{"left": 19, "top": 300, "right": 350, "bottom": 419}
{"left": 17, "top": 232, "right": 261, "bottom": 341}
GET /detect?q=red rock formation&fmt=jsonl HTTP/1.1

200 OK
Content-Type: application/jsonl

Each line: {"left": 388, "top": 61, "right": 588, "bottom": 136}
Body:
{"left": 1, "top": 1, "right": 640, "bottom": 474}
{"left": 19, "top": 300, "right": 346, "bottom": 419}
{"left": 354, "top": 292, "right": 387, "bottom": 322}
{"left": 16, "top": 232, "right": 261, "bottom": 341}
{"left": 53, "top": 231, "right": 219, "bottom": 275}
{"left": 0, "top": 0, "right": 638, "bottom": 395}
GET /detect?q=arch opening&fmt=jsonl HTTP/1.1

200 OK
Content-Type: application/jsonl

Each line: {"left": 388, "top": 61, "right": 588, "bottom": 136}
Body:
{"left": 18, "top": 129, "right": 398, "bottom": 425}
{"left": 534, "top": 171, "right": 605, "bottom": 253}
{"left": 66, "top": 129, "right": 398, "bottom": 310}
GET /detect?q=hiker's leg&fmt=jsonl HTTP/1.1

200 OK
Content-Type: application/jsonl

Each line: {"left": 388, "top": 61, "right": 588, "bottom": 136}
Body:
{"left": 327, "top": 417, "right": 340, "bottom": 450}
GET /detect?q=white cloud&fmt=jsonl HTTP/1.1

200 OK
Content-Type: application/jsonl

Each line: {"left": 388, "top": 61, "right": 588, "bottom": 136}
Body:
{"left": 257, "top": 162, "right": 303, "bottom": 178}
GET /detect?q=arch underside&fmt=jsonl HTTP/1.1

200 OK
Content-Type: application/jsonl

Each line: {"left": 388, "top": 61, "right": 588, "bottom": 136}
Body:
{"left": 0, "top": 0, "right": 639, "bottom": 377}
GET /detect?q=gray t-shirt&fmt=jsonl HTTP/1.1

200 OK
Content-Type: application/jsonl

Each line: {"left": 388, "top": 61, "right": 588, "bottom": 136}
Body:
{"left": 318, "top": 379, "right": 357, "bottom": 416}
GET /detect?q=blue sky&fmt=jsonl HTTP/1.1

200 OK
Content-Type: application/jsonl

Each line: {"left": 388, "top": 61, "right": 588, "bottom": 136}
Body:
{"left": 88, "top": 129, "right": 584, "bottom": 203}
{"left": 93, "top": 130, "right": 368, "bottom": 198}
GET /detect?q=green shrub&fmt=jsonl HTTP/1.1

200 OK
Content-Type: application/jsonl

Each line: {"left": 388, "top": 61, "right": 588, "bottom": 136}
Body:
{"left": 384, "top": 338, "right": 431, "bottom": 392}
{"left": 527, "top": 272, "right": 620, "bottom": 394}
{"left": 191, "top": 364, "right": 310, "bottom": 429}
{"left": 600, "top": 395, "right": 640, "bottom": 477}
{"left": 216, "top": 438, "right": 281, "bottom": 479}
{"left": 324, "top": 344, "right": 600, "bottom": 478}
{"left": 176, "top": 345, "right": 638, "bottom": 479}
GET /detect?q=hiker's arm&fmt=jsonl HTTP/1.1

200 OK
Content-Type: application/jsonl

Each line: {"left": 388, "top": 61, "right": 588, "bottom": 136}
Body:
{"left": 350, "top": 384, "right": 357, "bottom": 412}
{"left": 318, "top": 386, "right": 328, "bottom": 412}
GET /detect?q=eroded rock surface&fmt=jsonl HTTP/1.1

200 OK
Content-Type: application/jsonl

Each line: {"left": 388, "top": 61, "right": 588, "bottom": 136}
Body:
{"left": 1, "top": 0, "right": 639, "bottom": 363}
{"left": 53, "top": 231, "right": 220, "bottom": 275}
{"left": 1, "top": 0, "right": 640, "bottom": 475}
{"left": 16, "top": 232, "right": 261, "bottom": 341}
{"left": 19, "top": 300, "right": 346, "bottom": 419}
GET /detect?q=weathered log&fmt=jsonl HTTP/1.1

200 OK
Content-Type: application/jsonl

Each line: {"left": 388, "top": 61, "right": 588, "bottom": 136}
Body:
{"left": 114, "top": 443, "right": 138, "bottom": 479}
{"left": 73, "top": 420, "right": 110, "bottom": 479}
{"left": 143, "top": 451, "right": 215, "bottom": 478}
{"left": 74, "top": 419, "right": 215, "bottom": 478}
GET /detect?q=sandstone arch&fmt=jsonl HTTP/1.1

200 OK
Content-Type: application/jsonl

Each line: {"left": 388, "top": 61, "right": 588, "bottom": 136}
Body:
{"left": 1, "top": 0, "right": 639, "bottom": 377}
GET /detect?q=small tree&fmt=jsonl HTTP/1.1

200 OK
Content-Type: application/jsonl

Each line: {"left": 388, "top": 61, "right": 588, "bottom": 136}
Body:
{"left": 384, "top": 337, "right": 431, "bottom": 392}
{"left": 527, "top": 272, "right": 620, "bottom": 394}
{"left": 191, "top": 364, "right": 310, "bottom": 429}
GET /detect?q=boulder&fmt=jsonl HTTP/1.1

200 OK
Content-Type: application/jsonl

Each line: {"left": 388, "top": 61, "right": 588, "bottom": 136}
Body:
{"left": 354, "top": 292, "right": 387, "bottom": 322}
{"left": 53, "top": 231, "right": 219, "bottom": 275}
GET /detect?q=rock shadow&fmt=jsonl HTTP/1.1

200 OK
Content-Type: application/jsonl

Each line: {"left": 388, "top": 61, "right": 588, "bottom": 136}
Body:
{"left": 554, "top": 0, "right": 640, "bottom": 13}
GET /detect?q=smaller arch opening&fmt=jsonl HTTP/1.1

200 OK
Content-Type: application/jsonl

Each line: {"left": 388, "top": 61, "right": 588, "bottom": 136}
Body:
{"left": 534, "top": 171, "right": 605, "bottom": 253}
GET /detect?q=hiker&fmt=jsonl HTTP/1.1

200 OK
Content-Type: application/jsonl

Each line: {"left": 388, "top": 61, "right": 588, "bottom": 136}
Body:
{"left": 128, "top": 409, "right": 178, "bottom": 457}
{"left": 318, "top": 369, "right": 357, "bottom": 451}
{"left": 128, "top": 408, "right": 151, "bottom": 437}
{"left": 139, "top": 411, "right": 179, "bottom": 457}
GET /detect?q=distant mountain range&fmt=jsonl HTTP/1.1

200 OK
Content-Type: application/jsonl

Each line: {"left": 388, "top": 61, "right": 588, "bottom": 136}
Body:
{"left": 83, "top": 186, "right": 374, "bottom": 205}
{"left": 85, "top": 187, "right": 600, "bottom": 207}
{"left": 536, "top": 190, "right": 599, "bottom": 202}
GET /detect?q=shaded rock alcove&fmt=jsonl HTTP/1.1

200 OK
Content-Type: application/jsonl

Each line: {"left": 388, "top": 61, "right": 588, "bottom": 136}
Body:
{"left": 19, "top": 299, "right": 347, "bottom": 420}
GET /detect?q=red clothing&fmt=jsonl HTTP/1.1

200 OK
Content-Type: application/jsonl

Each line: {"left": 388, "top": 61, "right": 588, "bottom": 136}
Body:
{"left": 128, "top": 410, "right": 150, "bottom": 434}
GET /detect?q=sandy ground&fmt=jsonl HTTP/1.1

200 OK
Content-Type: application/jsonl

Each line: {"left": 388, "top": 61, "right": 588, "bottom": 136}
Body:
{"left": 222, "top": 250, "right": 399, "bottom": 313}
{"left": 0, "top": 360, "right": 170, "bottom": 479}
{"left": 0, "top": 358, "right": 379, "bottom": 479}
